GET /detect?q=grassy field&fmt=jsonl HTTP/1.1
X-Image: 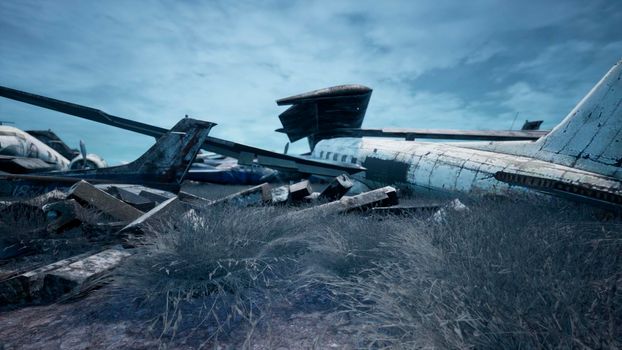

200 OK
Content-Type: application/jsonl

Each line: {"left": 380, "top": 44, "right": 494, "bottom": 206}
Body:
{"left": 109, "top": 196, "right": 621, "bottom": 348}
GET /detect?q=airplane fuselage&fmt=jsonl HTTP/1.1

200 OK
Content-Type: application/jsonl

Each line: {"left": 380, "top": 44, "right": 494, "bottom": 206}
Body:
{"left": 0, "top": 125, "right": 69, "bottom": 169}
{"left": 312, "top": 137, "right": 622, "bottom": 205}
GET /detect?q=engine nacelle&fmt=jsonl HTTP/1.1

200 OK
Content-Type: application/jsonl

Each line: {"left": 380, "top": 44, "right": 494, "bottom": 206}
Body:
{"left": 68, "top": 154, "right": 107, "bottom": 170}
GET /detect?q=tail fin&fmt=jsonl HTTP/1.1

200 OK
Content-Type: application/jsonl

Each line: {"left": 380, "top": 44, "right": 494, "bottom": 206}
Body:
{"left": 275, "top": 84, "right": 372, "bottom": 149}
{"left": 61, "top": 118, "right": 215, "bottom": 186}
{"left": 532, "top": 59, "right": 622, "bottom": 179}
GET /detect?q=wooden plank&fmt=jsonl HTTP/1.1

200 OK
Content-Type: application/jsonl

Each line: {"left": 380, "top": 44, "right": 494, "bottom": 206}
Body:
{"left": 0, "top": 250, "right": 97, "bottom": 304}
{"left": 42, "top": 248, "right": 131, "bottom": 299}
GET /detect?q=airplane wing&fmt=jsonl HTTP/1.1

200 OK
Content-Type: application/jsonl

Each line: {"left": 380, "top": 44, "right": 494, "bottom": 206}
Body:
{"left": 0, "top": 155, "right": 58, "bottom": 173}
{"left": 0, "top": 85, "right": 365, "bottom": 178}
{"left": 303, "top": 127, "right": 548, "bottom": 141}
{"left": 202, "top": 136, "right": 364, "bottom": 177}
{"left": 0, "top": 85, "right": 165, "bottom": 138}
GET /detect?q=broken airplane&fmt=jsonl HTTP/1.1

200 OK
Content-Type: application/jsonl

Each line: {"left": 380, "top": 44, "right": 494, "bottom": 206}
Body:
{"left": 1, "top": 58, "right": 620, "bottom": 209}
{"left": 276, "top": 59, "right": 622, "bottom": 209}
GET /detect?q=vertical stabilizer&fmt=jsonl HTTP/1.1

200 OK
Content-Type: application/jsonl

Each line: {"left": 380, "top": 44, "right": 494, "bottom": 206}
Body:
{"left": 58, "top": 118, "right": 215, "bottom": 187}
{"left": 532, "top": 59, "right": 622, "bottom": 179}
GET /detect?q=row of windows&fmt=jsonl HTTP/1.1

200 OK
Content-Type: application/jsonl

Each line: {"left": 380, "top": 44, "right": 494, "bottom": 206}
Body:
{"left": 317, "top": 150, "right": 358, "bottom": 164}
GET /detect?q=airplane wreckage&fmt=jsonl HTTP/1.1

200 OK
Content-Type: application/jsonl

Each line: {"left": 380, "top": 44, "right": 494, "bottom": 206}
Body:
{"left": 0, "top": 58, "right": 621, "bottom": 211}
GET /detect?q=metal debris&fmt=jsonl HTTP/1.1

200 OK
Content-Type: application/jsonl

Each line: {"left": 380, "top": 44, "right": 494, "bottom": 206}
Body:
{"left": 270, "top": 185, "right": 290, "bottom": 204}
{"left": 291, "top": 186, "right": 398, "bottom": 217}
{"left": 0, "top": 250, "right": 98, "bottom": 304}
{"left": 138, "top": 189, "right": 172, "bottom": 204}
{"left": 111, "top": 186, "right": 156, "bottom": 211}
{"left": 42, "top": 248, "right": 131, "bottom": 299}
{"left": 42, "top": 199, "right": 82, "bottom": 232}
{"left": 68, "top": 180, "right": 143, "bottom": 222}
{"left": 318, "top": 174, "right": 353, "bottom": 201}
{"left": 177, "top": 190, "right": 212, "bottom": 207}
{"left": 432, "top": 199, "right": 469, "bottom": 223}
{"left": 289, "top": 180, "right": 313, "bottom": 201}
{"left": 371, "top": 203, "right": 442, "bottom": 216}
{"left": 209, "top": 183, "right": 271, "bottom": 207}
{"left": 120, "top": 197, "right": 185, "bottom": 234}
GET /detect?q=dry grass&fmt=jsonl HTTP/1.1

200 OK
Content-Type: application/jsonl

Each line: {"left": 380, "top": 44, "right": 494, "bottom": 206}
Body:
{"left": 112, "top": 197, "right": 621, "bottom": 348}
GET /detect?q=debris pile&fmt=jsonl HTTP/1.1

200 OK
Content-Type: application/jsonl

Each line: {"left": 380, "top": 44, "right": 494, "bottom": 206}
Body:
{"left": 0, "top": 174, "right": 459, "bottom": 305}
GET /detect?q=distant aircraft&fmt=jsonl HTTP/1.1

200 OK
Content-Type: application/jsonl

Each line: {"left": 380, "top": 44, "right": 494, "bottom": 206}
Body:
{"left": 187, "top": 151, "right": 277, "bottom": 184}
{"left": 0, "top": 85, "right": 365, "bottom": 188}
{"left": 1, "top": 58, "right": 619, "bottom": 209}
{"left": 275, "top": 60, "right": 622, "bottom": 209}
{"left": 0, "top": 123, "right": 106, "bottom": 173}
{"left": 0, "top": 118, "right": 215, "bottom": 197}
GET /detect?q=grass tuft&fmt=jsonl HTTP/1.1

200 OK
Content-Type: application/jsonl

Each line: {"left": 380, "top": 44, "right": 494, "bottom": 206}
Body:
{"left": 113, "top": 197, "right": 621, "bottom": 348}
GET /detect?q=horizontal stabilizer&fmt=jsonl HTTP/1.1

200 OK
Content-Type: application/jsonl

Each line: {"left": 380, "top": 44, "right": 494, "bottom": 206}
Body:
{"left": 276, "top": 84, "right": 372, "bottom": 144}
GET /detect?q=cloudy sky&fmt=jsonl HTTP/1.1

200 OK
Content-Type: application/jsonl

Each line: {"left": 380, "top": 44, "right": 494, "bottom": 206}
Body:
{"left": 1, "top": 0, "right": 621, "bottom": 164}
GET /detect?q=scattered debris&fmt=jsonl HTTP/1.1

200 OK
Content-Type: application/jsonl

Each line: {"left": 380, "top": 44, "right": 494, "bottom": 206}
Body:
{"left": 138, "top": 190, "right": 171, "bottom": 204}
{"left": 0, "top": 250, "right": 98, "bottom": 304}
{"left": 120, "top": 197, "right": 185, "bottom": 234}
{"left": 42, "top": 248, "right": 131, "bottom": 299}
{"left": 24, "top": 189, "right": 67, "bottom": 207}
{"left": 177, "top": 190, "right": 212, "bottom": 207}
{"left": 318, "top": 174, "right": 353, "bottom": 201}
{"left": 68, "top": 180, "right": 143, "bottom": 222}
{"left": 289, "top": 180, "right": 313, "bottom": 202}
{"left": 209, "top": 183, "right": 271, "bottom": 207}
{"left": 270, "top": 185, "right": 290, "bottom": 204}
{"left": 42, "top": 199, "right": 82, "bottom": 232}
{"left": 371, "top": 203, "right": 442, "bottom": 216}
{"left": 304, "top": 192, "right": 321, "bottom": 202}
{"left": 432, "top": 198, "right": 469, "bottom": 223}
{"left": 111, "top": 186, "right": 156, "bottom": 211}
{"left": 291, "top": 186, "right": 398, "bottom": 217}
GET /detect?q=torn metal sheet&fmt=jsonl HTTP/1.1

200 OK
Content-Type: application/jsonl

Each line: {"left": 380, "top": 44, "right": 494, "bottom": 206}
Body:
{"left": 209, "top": 183, "right": 272, "bottom": 207}
{"left": 68, "top": 180, "right": 144, "bottom": 222}
{"left": 111, "top": 186, "right": 156, "bottom": 211}
{"left": 42, "top": 199, "right": 82, "bottom": 232}
{"left": 319, "top": 174, "right": 354, "bottom": 201}
{"left": 290, "top": 186, "right": 398, "bottom": 218}
{"left": 120, "top": 196, "right": 184, "bottom": 234}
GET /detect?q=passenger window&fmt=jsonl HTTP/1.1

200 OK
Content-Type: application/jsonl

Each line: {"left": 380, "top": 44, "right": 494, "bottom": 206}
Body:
{"left": 333, "top": 153, "right": 339, "bottom": 161}
{"left": 351, "top": 157, "right": 358, "bottom": 164}
{"left": 326, "top": 152, "right": 331, "bottom": 160}
{"left": 341, "top": 155, "right": 347, "bottom": 162}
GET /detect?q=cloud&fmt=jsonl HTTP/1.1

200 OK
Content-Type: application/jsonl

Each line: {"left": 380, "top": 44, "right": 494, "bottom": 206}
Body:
{"left": 0, "top": 0, "right": 620, "bottom": 163}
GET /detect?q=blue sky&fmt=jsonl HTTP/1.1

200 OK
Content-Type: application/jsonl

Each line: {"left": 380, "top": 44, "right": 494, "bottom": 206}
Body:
{"left": 1, "top": 0, "right": 621, "bottom": 164}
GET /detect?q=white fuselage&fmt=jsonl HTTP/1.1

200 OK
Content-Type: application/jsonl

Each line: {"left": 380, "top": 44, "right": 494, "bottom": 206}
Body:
{"left": 312, "top": 137, "right": 622, "bottom": 197}
{"left": 0, "top": 125, "right": 70, "bottom": 169}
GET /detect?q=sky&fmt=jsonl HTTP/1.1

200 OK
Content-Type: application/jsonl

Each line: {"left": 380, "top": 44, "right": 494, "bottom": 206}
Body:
{"left": 1, "top": 0, "right": 621, "bottom": 164}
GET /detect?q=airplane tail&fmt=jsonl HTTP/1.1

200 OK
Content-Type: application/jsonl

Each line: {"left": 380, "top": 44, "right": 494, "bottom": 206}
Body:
{"left": 275, "top": 84, "right": 372, "bottom": 149}
{"left": 60, "top": 118, "right": 215, "bottom": 187}
{"left": 530, "top": 59, "right": 622, "bottom": 179}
